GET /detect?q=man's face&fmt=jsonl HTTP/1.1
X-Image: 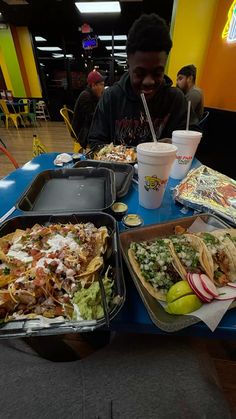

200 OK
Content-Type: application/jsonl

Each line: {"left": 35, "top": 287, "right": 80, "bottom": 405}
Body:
{"left": 92, "top": 81, "right": 105, "bottom": 98}
{"left": 128, "top": 51, "right": 168, "bottom": 100}
{"left": 176, "top": 74, "right": 188, "bottom": 93}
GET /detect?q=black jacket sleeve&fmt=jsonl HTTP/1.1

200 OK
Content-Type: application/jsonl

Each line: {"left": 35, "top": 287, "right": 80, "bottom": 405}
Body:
{"left": 72, "top": 90, "right": 97, "bottom": 148}
{"left": 160, "top": 89, "right": 200, "bottom": 139}
{"left": 88, "top": 89, "right": 112, "bottom": 147}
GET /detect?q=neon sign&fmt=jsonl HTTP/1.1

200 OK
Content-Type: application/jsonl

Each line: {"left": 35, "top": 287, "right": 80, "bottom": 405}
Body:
{"left": 222, "top": 0, "right": 236, "bottom": 43}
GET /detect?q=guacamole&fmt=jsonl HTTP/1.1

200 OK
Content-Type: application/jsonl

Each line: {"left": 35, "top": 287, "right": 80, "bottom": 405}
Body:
{"left": 72, "top": 277, "right": 113, "bottom": 320}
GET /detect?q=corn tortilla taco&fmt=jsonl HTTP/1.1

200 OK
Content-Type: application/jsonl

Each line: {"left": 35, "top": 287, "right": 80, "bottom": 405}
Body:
{"left": 168, "top": 234, "right": 213, "bottom": 280}
{"left": 128, "top": 238, "right": 183, "bottom": 302}
{"left": 194, "top": 232, "right": 234, "bottom": 285}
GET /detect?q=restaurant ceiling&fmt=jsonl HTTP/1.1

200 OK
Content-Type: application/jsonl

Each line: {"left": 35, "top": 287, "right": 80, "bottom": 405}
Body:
{"left": 0, "top": 0, "right": 173, "bottom": 69}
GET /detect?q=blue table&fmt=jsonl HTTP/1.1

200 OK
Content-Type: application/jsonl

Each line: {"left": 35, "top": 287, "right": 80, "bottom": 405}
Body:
{"left": 1, "top": 153, "right": 235, "bottom": 338}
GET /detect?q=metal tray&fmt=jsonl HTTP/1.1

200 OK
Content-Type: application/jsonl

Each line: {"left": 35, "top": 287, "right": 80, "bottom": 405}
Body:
{"left": 0, "top": 212, "right": 125, "bottom": 338}
{"left": 86, "top": 144, "right": 137, "bottom": 164}
{"left": 17, "top": 168, "right": 116, "bottom": 213}
{"left": 73, "top": 160, "right": 134, "bottom": 198}
{"left": 119, "top": 213, "right": 231, "bottom": 333}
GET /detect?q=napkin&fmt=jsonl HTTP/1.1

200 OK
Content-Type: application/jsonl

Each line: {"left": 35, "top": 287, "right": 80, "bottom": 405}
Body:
{"left": 54, "top": 153, "right": 73, "bottom": 166}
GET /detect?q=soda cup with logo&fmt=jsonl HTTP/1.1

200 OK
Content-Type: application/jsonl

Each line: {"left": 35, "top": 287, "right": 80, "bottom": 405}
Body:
{"left": 170, "top": 130, "right": 202, "bottom": 180}
{"left": 137, "top": 142, "right": 177, "bottom": 209}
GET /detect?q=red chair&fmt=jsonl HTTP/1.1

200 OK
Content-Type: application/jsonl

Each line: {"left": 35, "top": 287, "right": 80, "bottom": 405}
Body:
{"left": 0, "top": 145, "right": 19, "bottom": 169}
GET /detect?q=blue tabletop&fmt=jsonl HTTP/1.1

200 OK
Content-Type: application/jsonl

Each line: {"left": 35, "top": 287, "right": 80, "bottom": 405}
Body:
{"left": 0, "top": 153, "right": 235, "bottom": 338}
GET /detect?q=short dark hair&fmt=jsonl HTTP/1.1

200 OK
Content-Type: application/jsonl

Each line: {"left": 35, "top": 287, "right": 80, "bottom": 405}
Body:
{"left": 177, "top": 65, "right": 197, "bottom": 82}
{"left": 126, "top": 13, "right": 172, "bottom": 55}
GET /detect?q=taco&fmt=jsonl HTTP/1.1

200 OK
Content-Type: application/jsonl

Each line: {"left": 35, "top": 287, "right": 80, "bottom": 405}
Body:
{"left": 210, "top": 229, "right": 236, "bottom": 281}
{"left": 168, "top": 234, "right": 213, "bottom": 280}
{"left": 194, "top": 232, "right": 234, "bottom": 285}
{"left": 128, "top": 238, "right": 183, "bottom": 302}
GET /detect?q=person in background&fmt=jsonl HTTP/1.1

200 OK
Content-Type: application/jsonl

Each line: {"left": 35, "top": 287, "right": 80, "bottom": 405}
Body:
{"left": 176, "top": 64, "right": 204, "bottom": 120}
{"left": 89, "top": 14, "right": 199, "bottom": 147}
{"left": 72, "top": 70, "right": 105, "bottom": 148}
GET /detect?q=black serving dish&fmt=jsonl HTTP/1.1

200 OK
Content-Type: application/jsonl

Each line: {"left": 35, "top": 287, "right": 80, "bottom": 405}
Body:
{"left": 73, "top": 159, "right": 134, "bottom": 198}
{"left": 0, "top": 212, "right": 125, "bottom": 338}
{"left": 17, "top": 168, "right": 116, "bottom": 213}
{"left": 85, "top": 144, "right": 137, "bottom": 165}
{"left": 120, "top": 213, "right": 232, "bottom": 333}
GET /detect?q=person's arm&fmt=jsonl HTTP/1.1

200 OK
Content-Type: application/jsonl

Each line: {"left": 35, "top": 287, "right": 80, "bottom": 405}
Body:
{"left": 88, "top": 89, "right": 113, "bottom": 147}
{"left": 161, "top": 89, "right": 200, "bottom": 139}
{"left": 72, "top": 91, "right": 97, "bottom": 147}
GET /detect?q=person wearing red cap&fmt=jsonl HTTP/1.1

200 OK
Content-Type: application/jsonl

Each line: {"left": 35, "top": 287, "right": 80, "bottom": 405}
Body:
{"left": 72, "top": 70, "right": 105, "bottom": 148}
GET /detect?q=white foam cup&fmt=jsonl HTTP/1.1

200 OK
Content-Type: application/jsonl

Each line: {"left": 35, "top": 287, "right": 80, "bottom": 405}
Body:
{"left": 137, "top": 142, "right": 177, "bottom": 209}
{"left": 170, "top": 130, "right": 202, "bottom": 180}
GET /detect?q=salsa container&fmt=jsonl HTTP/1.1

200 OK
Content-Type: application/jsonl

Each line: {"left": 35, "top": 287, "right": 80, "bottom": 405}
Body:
{"left": 0, "top": 212, "right": 125, "bottom": 338}
{"left": 119, "top": 213, "right": 232, "bottom": 332}
{"left": 16, "top": 168, "right": 116, "bottom": 213}
{"left": 73, "top": 159, "right": 134, "bottom": 198}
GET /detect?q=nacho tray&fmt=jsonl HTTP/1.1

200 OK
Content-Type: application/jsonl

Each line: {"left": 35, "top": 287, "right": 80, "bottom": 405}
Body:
{"left": 86, "top": 144, "right": 137, "bottom": 164}
{"left": 120, "top": 213, "right": 231, "bottom": 333}
{"left": 0, "top": 212, "right": 125, "bottom": 338}
{"left": 73, "top": 160, "right": 134, "bottom": 198}
{"left": 16, "top": 168, "right": 116, "bottom": 213}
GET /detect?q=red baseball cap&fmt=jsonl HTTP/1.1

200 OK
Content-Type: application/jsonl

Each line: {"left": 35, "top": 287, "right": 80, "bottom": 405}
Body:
{"left": 87, "top": 70, "right": 105, "bottom": 86}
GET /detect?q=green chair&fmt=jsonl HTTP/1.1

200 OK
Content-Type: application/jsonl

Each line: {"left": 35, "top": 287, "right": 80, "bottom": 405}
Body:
{"left": 18, "top": 99, "right": 37, "bottom": 126}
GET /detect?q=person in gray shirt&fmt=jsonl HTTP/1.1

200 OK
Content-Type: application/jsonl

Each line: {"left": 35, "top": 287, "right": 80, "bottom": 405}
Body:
{"left": 176, "top": 64, "right": 204, "bottom": 120}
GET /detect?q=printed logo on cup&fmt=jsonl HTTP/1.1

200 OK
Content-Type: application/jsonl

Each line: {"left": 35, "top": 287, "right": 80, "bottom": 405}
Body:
{"left": 176, "top": 155, "right": 192, "bottom": 165}
{"left": 144, "top": 175, "right": 167, "bottom": 191}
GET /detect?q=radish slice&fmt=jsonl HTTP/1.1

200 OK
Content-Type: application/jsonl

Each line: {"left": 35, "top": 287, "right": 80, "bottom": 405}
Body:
{"left": 187, "top": 273, "right": 213, "bottom": 303}
{"left": 200, "top": 274, "right": 219, "bottom": 298}
{"left": 227, "top": 282, "right": 236, "bottom": 289}
{"left": 215, "top": 286, "right": 236, "bottom": 300}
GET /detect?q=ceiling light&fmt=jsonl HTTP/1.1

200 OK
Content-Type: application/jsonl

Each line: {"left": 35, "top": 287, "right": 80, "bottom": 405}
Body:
{"left": 37, "top": 47, "right": 62, "bottom": 51}
{"left": 40, "top": 63, "right": 45, "bottom": 66}
{"left": 52, "top": 53, "right": 73, "bottom": 58}
{"left": 99, "top": 35, "right": 127, "bottom": 41}
{"left": 75, "top": 2, "right": 121, "bottom": 14}
{"left": 114, "top": 52, "right": 127, "bottom": 57}
{"left": 106, "top": 45, "right": 126, "bottom": 50}
{"left": 35, "top": 36, "right": 47, "bottom": 42}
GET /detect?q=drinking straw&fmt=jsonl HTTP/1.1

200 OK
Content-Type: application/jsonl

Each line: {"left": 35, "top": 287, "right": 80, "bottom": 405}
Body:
{"left": 186, "top": 100, "right": 191, "bottom": 131}
{"left": 140, "top": 93, "right": 158, "bottom": 143}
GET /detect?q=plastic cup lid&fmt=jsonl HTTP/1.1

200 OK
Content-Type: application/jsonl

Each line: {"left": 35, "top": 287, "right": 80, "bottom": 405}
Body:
{"left": 137, "top": 142, "right": 177, "bottom": 157}
{"left": 172, "top": 130, "right": 202, "bottom": 139}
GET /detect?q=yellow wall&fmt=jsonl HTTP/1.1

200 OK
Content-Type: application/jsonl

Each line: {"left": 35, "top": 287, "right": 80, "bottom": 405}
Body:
{"left": 0, "top": 25, "right": 42, "bottom": 97}
{"left": 168, "top": 0, "right": 236, "bottom": 111}
{"left": 167, "top": 0, "right": 218, "bottom": 88}
{"left": 200, "top": 0, "right": 236, "bottom": 111}
{"left": 16, "top": 27, "right": 42, "bottom": 97}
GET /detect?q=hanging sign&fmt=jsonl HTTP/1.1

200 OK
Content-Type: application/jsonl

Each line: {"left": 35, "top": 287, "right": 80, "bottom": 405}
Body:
{"left": 82, "top": 36, "right": 98, "bottom": 49}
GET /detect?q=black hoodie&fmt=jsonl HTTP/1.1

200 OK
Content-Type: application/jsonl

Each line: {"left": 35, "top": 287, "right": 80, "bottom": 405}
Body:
{"left": 89, "top": 72, "right": 199, "bottom": 147}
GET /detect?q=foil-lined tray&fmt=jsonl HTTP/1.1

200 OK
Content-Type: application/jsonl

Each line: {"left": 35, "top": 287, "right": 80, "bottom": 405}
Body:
{"left": 174, "top": 166, "right": 236, "bottom": 226}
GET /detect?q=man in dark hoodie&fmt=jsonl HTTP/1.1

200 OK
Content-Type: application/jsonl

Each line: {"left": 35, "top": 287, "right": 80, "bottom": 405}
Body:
{"left": 72, "top": 70, "right": 105, "bottom": 148}
{"left": 89, "top": 14, "right": 198, "bottom": 146}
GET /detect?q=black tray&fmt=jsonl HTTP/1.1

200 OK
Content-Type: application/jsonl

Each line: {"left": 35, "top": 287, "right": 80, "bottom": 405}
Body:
{"left": 73, "top": 160, "right": 134, "bottom": 198}
{"left": 17, "top": 168, "right": 116, "bottom": 213}
{"left": 86, "top": 144, "right": 137, "bottom": 164}
{"left": 120, "top": 213, "right": 232, "bottom": 333}
{"left": 0, "top": 212, "right": 125, "bottom": 338}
